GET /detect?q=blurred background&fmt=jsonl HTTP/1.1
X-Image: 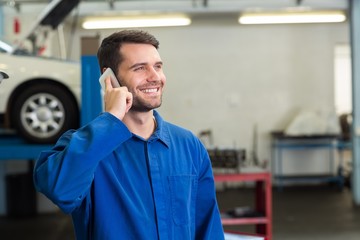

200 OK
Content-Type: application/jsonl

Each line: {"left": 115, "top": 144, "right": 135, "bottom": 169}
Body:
{"left": 0, "top": 0, "right": 359, "bottom": 239}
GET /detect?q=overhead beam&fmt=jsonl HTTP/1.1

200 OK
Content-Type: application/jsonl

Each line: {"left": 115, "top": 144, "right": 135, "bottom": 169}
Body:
{"left": 0, "top": 1, "right": 349, "bottom": 16}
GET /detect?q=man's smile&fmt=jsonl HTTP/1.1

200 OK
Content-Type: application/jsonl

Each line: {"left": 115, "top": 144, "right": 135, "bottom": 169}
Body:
{"left": 141, "top": 87, "right": 160, "bottom": 93}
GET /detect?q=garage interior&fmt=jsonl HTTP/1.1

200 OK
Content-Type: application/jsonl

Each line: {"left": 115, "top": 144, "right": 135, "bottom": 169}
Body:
{"left": 0, "top": 0, "right": 360, "bottom": 239}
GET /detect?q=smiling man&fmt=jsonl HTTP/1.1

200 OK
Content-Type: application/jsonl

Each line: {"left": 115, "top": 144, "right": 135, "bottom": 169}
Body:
{"left": 33, "top": 30, "right": 224, "bottom": 240}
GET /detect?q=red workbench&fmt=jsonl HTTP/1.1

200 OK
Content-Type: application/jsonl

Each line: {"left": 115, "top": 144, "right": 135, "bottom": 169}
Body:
{"left": 214, "top": 172, "right": 272, "bottom": 240}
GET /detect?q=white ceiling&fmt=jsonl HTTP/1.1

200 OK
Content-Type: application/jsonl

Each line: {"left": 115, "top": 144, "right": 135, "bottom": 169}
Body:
{"left": 0, "top": 0, "right": 348, "bottom": 14}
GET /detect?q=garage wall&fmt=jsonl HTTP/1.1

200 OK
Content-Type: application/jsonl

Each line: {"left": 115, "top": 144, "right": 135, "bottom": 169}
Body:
{"left": 3, "top": 9, "right": 350, "bottom": 171}
{"left": 86, "top": 18, "right": 350, "bottom": 173}
{"left": 161, "top": 21, "right": 348, "bottom": 171}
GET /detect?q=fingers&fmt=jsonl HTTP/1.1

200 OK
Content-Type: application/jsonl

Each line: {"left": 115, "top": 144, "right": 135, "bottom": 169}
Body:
{"left": 104, "top": 84, "right": 132, "bottom": 120}
{"left": 105, "top": 76, "right": 112, "bottom": 91}
{"left": 125, "top": 91, "right": 133, "bottom": 113}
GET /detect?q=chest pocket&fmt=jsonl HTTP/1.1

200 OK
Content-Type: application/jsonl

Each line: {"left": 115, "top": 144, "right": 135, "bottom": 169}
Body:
{"left": 168, "top": 175, "right": 198, "bottom": 226}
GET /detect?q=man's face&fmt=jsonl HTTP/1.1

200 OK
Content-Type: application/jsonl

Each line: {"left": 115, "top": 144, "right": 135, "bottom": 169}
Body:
{"left": 117, "top": 43, "right": 166, "bottom": 112}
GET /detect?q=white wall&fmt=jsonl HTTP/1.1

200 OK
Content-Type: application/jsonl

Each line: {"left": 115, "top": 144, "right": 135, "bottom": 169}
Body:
{"left": 94, "top": 18, "right": 349, "bottom": 173}
{"left": 3, "top": 10, "right": 350, "bottom": 171}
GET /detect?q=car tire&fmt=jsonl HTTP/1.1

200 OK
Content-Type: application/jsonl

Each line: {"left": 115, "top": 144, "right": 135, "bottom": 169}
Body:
{"left": 11, "top": 83, "right": 79, "bottom": 144}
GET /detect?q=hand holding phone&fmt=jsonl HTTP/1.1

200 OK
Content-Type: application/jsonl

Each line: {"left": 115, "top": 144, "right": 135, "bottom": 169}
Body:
{"left": 99, "top": 68, "right": 120, "bottom": 90}
{"left": 98, "top": 68, "right": 132, "bottom": 120}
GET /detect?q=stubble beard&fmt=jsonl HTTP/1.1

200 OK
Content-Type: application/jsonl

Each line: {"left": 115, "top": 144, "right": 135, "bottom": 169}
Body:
{"left": 130, "top": 94, "right": 163, "bottom": 112}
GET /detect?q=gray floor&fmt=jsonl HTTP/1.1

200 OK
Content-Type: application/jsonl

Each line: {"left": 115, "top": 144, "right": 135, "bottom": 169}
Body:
{"left": 0, "top": 184, "right": 360, "bottom": 240}
{"left": 217, "top": 184, "right": 360, "bottom": 240}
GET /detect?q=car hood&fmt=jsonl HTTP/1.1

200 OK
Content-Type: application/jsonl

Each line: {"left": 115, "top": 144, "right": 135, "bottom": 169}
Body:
{"left": 1, "top": 52, "right": 79, "bottom": 69}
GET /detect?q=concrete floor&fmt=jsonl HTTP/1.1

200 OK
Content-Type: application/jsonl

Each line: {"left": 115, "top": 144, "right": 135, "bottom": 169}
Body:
{"left": 217, "top": 184, "right": 360, "bottom": 240}
{"left": 0, "top": 184, "right": 359, "bottom": 240}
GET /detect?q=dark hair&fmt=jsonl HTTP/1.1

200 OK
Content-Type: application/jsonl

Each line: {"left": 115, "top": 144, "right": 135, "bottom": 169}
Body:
{"left": 97, "top": 30, "right": 160, "bottom": 76}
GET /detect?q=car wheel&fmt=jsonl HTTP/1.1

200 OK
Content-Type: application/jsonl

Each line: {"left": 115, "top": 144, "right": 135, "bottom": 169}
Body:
{"left": 11, "top": 83, "right": 79, "bottom": 143}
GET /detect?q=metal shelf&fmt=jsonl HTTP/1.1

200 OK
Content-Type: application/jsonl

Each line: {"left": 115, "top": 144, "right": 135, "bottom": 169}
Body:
{"left": 271, "top": 134, "right": 348, "bottom": 191}
{"left": 214, "top": 172, "right": 272, "bottom": 240}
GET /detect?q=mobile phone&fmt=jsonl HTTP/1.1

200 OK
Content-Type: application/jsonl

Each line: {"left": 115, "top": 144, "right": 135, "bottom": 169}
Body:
{"left": 99, "top": 68, "right": 120, "bottom": 91}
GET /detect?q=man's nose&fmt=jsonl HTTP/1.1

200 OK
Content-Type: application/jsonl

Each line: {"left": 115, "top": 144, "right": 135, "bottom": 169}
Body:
{"left": 147, "top": 67, "right": 161, "bottom": 81}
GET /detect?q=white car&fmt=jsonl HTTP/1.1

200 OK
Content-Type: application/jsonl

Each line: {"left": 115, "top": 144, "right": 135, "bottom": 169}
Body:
{"left": 0, "top": 40, "right": 81, "bottom": 143}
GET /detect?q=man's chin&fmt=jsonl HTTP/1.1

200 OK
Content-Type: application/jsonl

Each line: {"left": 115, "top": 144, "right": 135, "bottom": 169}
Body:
{"left": 130, "top": 103, "right": 162, "bottom": 112}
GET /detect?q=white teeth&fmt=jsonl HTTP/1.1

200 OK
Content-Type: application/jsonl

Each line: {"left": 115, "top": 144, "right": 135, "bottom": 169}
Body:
{"left": 142, "top": 88, "right": 157, "bottom": 93}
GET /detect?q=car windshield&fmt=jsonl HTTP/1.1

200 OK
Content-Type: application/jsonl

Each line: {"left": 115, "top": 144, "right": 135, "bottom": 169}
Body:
{"left": 0, "top": 39, "right": 32, "bottom": 55}
{"left": 0, "top": 40, "right": 13, "bottom": 53}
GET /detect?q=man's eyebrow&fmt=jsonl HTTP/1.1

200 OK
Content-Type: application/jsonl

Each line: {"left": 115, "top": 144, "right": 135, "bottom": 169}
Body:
{"left": 129, "top": 61, "right": 163, "bottom": 70}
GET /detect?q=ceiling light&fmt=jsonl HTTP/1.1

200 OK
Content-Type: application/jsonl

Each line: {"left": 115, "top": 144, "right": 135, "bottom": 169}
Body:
{"left": 239, "top": 11, "right": 346, "bottom": 25}
{"left": 82, "top": 15, "right": 191, "bottom": 29}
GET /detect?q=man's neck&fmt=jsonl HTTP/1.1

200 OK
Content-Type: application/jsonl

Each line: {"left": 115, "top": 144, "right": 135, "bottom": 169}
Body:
{"left": 122, "top": 110, "right": 156, "bottom": 140}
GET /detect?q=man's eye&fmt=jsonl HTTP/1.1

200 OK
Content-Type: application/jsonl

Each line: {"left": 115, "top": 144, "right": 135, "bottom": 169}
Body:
{"left": 155, "top": 64, "right": 162, "bottom": 70}
{"left": 134, "top": 66, "right": 145, "bottom": 71}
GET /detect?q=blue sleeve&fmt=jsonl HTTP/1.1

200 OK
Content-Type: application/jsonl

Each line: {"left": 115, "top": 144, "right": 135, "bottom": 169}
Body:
{"left": 195, "top": 148, "right": 225, "bottom": 239}
{"left": 33, "top": 112, "right": 132, "bottom": 213}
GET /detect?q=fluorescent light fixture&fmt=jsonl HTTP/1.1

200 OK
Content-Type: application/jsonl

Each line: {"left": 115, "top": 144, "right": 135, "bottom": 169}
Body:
{"left": 82, "top": 15, "right": 191, "bottom": 29}
{"left": 239, "top": 11, "right": 346, "bottom": 24}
